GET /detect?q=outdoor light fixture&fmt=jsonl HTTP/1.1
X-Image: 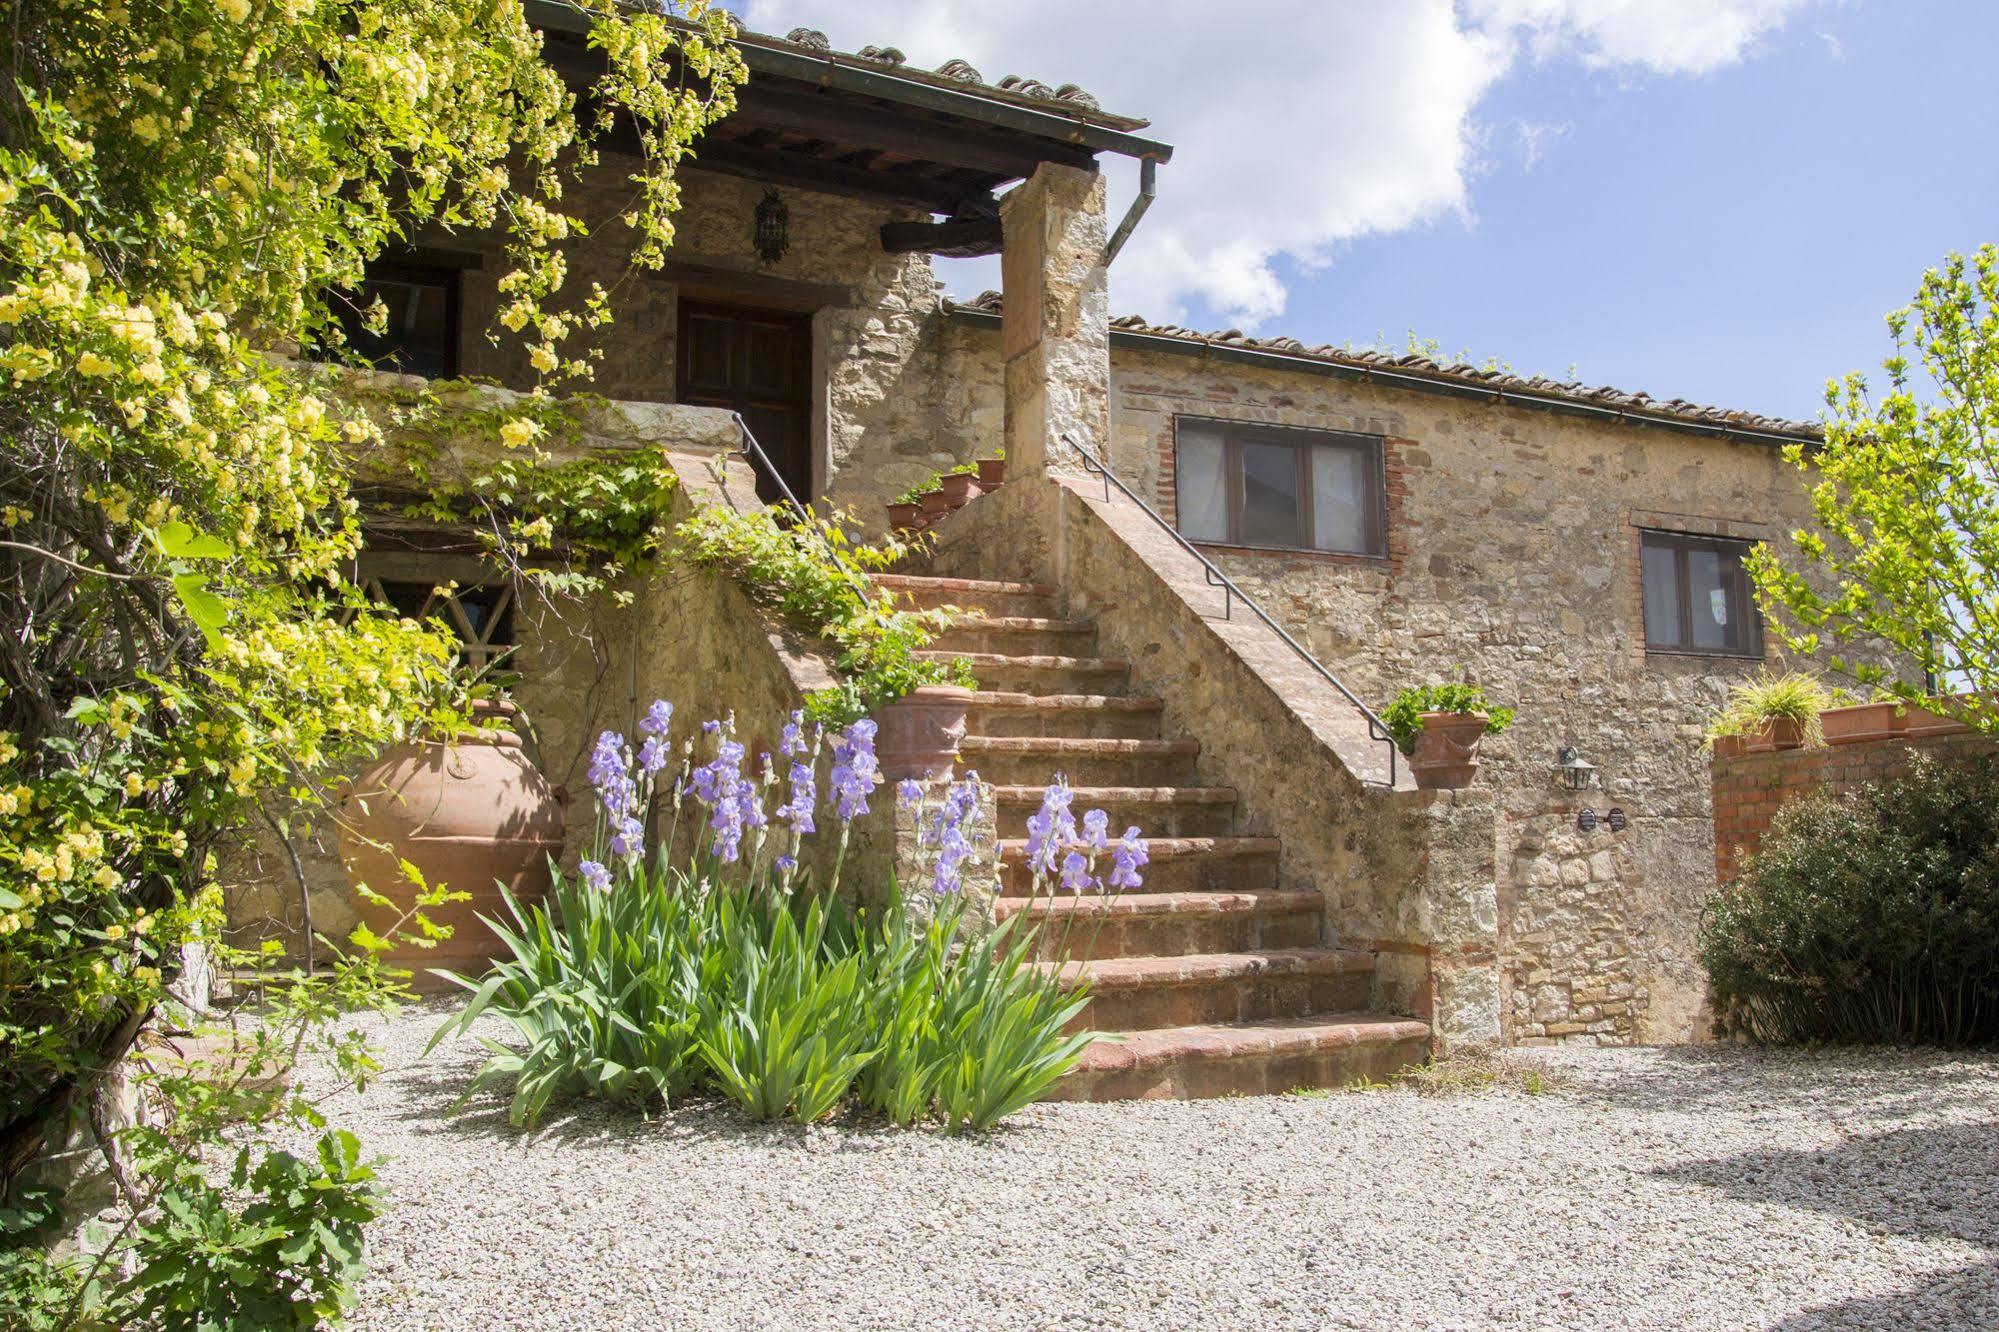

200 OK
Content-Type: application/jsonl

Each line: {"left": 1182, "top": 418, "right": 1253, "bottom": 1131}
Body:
{"left": 1554, "top": 745, "right": 1600, "bottom": 793}
{"left": 753, "top": 189, "right": 790, "bottom": 265}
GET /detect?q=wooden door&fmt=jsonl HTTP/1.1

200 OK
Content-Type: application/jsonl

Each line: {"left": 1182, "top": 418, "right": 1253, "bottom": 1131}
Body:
{"left": 676, "top": 301, "right": 813, "bottom": 504}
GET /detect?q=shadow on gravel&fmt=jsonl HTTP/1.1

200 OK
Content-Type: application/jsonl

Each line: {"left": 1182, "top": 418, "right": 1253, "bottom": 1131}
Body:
{"left": 1764, "top": 1257, "right": 1999, "bottom": 1331}
{"left": 1557, "top": 1045, "right": 1999, "bottom": 1124}
{"left": 1657, "top": 1118, "right": 1999, "bottom": 1329}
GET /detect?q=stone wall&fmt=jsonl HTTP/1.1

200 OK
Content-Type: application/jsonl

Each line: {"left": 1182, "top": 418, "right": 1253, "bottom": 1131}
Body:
{"left": 407, "top": 161, "right": 999, "bottom": 521}
{"left": 1712, "top": 725, "right": 1999, "bottom": 883}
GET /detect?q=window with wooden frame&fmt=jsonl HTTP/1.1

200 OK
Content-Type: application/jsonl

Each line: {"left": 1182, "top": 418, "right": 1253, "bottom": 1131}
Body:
{"left": 1639, "top": 529, "right": 1764, "bottom": 657}
{"left": 330, "top": 261, "right": 461, "bottom": 378}
{"left": 1173, "top": 417, "right": 1385, "bottom": 556}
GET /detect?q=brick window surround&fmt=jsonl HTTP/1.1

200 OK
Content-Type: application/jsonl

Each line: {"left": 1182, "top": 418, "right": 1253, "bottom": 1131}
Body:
{"left": 1623, "top": 509, "right": 1778, "bottom": 666}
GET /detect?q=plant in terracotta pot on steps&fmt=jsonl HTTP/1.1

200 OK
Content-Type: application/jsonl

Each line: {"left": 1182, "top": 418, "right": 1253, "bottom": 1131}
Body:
{"left": 337, "top": 693, "right": 567, "bottom": 991}
{"left": 1703, "top": 669, "right": 1834, "bottom": 758}
{"left": 1382, "top": 680, "right": 1517, "bottom": 790}
{"left": 976, "top": 449, "right": 1006, "bottom": 487}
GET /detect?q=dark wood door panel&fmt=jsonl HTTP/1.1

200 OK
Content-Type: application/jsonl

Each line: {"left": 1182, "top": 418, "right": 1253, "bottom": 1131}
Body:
{"left": 677, "top": 301, "right": 813, "bottom": 504}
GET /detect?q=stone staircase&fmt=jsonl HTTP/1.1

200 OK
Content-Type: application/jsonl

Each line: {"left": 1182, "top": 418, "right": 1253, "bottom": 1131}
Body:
{"left": 879, "top": 572, "right": 1431, "bottom": 1101}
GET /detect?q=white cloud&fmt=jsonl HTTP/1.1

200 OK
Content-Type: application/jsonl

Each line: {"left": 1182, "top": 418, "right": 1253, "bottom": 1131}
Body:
{"left": 1467, "top": 0, "right": 1815, "bottom": 76}
{"left": 736, "top": 1, "right": 1815, "bottom": 326}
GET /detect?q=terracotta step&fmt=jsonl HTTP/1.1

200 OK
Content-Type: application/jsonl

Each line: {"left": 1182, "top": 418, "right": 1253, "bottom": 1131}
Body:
{"left": 996, "top": 890, "right": 1322, "bottom": 959}
{"left": 917, "top": 650, "right": 1130, "bottom": 696}
{"left": 1048, "top": 1014, "right": 1432, "bottom": 1102}
{"left": 875, "top": 573, "right": 1057, "bottom": 619}
{"left": 962, "top": 692, "right": 1165, "bottom": 741}
{"left": 998, "top": 835, "right": 1280, "bottom": 895}
{"left": 930, "top": 615, "right": 1098, "bottom": 657}
{"left": 1042, "top": 948, "right": 1377, "bottom": 1032}
{"left": 961, "top": 735, "right": 1195, "bottom": 786}
{"left": 991, "top": 784, "right": 1237, "bottom": 839}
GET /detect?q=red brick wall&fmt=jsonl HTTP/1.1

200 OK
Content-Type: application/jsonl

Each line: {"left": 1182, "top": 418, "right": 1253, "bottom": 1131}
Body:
{"left": 1712, "top": 728, "right": 1999, "bottom": 883}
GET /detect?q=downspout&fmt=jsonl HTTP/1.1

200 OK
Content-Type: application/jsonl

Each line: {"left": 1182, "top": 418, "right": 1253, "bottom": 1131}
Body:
{"left": 1102, "top": 155, "right": 1159, "bottom": 267}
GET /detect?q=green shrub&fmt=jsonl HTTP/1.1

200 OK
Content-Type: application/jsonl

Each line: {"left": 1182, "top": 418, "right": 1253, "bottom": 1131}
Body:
{"left": 1704, "top": 669, "right": 1838, "bottom": 748}
{"left": 1700, "top": 753, "right": 1999, "bottom": 1045}
{"left": 1380, "top": 681, "right": 1516, "bottom": 755}
{"left": 673, "top": 504, "right": 975, "bottom": 723}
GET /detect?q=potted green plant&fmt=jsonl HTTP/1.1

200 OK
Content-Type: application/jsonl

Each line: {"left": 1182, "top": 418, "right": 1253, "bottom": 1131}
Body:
{"left": 886, "top": 482, "right": 928, "bottom": 533}
{"left": 1381, "top": 681, "right": 1516, "bottom": 789}
{"left": 976, "top": 448, "right": 1006, "bottom": 487}
{"left": 1704, "top": 670, "right": 1832, "bottom": 757}
{"left": 936, "top": 463, "right": 980, "bottom": 504}
{"left": 1820, "top": 690, "right": 1913, "bottom": 745}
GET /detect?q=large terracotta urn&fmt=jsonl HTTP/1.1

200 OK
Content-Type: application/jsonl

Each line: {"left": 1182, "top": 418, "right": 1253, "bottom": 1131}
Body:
{"left": 873, "top": 685, "right": 974, "bottom": 782}
{"left": 1407, "top": 711, "right": 1489, "bottom": 790}
{"left": 338, "top": 706, "right": 566, "bottom": 989}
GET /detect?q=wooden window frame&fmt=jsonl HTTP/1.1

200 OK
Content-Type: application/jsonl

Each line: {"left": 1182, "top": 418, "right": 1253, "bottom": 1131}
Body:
{"left": 1173, "top": 416, "right": 1387, "bottom": 557}
{"left": 1639, "top": 528, "right": 1765, "bottom": 659}
{"left": 333, "top": 260, "right": 462, "bottom": 379}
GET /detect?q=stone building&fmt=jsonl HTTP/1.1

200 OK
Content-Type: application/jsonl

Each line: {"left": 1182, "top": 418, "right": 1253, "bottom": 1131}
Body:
{"left": 250, "top": 13, "right": 1842, "bottom": 1095}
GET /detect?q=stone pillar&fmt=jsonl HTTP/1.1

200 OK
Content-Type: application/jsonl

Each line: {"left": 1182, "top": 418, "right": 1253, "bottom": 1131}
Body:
{"left": 1000, "top": 162, "right": 1110, "bottom": 479}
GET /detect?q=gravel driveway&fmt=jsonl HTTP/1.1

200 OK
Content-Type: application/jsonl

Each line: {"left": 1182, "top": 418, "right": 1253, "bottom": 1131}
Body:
{"left": 310, "top": 1001, "right": 1999, "bottom": 1331}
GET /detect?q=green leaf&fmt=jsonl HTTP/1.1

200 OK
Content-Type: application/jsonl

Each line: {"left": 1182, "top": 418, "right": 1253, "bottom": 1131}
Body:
{"left": 171, "top": 573, "right": 229, "bottom": 631}
{"left": 155, "top": 521, "right": 233, "bottom": 561}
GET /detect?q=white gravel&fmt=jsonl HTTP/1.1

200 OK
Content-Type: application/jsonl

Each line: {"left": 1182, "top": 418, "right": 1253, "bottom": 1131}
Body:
{"left": 303, "top": 1000, "right": 1999, "bottom": 1331}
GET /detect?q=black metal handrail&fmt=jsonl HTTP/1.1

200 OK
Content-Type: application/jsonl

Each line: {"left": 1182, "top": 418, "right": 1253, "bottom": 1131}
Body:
{"left": 726, "top": 412, "right": 894, "bottom": 613}
{"left": 1058, "top": 432, "right": 1400, "bottom": 787}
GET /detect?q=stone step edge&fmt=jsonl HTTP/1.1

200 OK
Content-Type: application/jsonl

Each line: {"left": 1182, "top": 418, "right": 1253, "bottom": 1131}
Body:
{"left": 940, "top": 616, "right": 1095, "bottom": 634}
{"left": 916, "top": 650, "right": 1130, "bottom": 672}
{"left": 994, "top": 890, "right": 1323, "bottom": 921}
{"left": 998, "top": 835, "right": 1280, "bottom": 862}
{"left": 963, "top": 692, "right": 1163, "bottom": 712}
{"left": 965, "top": 737, "right": 1198, "bottom": 755}
{"left": 1070, "top": 1013, "right": 1432, "bottom": 1074}
{"left": 1038, "top": 947, "right": 1376, "bottom": 991}
{"left": 990, "top": 784, "right": 1236, "bottom": 806}
{"left": 875, "top": 574, "right": 1056, "bottom": 597}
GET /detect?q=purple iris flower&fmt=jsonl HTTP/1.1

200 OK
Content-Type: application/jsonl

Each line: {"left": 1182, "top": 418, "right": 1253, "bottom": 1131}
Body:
{"left": 640, "top": 699, "right": 674, "bottom": 738}
{"left": 1025, "top": 778, "right": 1077, "bottom": 877}
{"left": 780, "top": 710, "right": 806, "bottom": 757}
{"left": 782, "top": 761, "right": 818, "bottom": 835}
{"left": 1109, "top": 826, "right": 1149, "bottom": 891}
{"left": 637, "top": 736, "right": 669, "bottom": 776}
{"left": 578, "top": 860, "right": 612, "bottom": 892}
{"left": 828, "top": 719, "right": 880, "bottom": 822}
{"left": 1059, "top": 849, "right": 1094, "bottom": 893}
{"left": 1082, "top": 808, "right": 1110, "bottom": 852}
{"left": 896, "top": 778, "right": 924, "bottom": 811}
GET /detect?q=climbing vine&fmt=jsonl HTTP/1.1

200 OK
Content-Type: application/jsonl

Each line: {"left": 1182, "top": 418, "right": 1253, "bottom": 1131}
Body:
{"left": 0, "top": 0, "right": 744, "bottom": 1323}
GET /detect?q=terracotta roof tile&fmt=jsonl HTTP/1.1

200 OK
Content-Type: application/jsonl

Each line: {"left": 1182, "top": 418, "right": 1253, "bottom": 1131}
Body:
{"left": 959, "top": 291, "right": 1818, "bottom": 441}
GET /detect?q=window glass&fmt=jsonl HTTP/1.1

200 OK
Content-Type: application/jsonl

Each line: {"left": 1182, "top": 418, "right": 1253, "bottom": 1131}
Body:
{"left": 1171, "top": 418, "right": 1385, "bottom": 555}
{"left": 1175, "top": 423, "right": 1228, "bottom": 543}
{"left": 1239, "top": 441, "right": 1304, "bottom": 548}
{"left": 329, "top": 264, "right": 459, "bottom": 378}
{"left": 1686, "top": 547, "right": 1732, "bottom": 650}
{"left": 1311, "top": 444, "right": 1369, "bottom": 553}
{"left": 1641, "top": 531, "right": 1761, "bottom": 656}
{"left": 1641, "top": 541, "right": 1682, "bottom": 646}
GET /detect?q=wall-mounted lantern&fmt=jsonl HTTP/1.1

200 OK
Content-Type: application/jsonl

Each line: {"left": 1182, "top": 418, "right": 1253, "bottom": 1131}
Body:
{"left": 754, "top": 189, "right": 790, "bottom": 265}
{"left": 1553, "top": 745, "right": 1600, "bottom": 793}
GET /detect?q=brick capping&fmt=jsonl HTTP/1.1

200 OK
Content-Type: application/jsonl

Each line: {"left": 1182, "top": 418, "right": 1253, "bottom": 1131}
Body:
{"left": 1712, "top": 727, "right": 1998, "bottom": 884}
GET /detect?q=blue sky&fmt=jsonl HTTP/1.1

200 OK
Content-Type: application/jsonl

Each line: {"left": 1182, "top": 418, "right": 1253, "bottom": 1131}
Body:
{"left": 1268, "top": 1, "right": 1999, "bottom": 420}
{"left": 738, "top": 1, "right": 1996, "bottom": 422}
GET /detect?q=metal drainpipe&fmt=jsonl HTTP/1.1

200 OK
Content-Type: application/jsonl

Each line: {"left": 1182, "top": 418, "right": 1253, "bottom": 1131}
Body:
{"left": 1103, "top": 156, "right": 1159, "bottom": 267}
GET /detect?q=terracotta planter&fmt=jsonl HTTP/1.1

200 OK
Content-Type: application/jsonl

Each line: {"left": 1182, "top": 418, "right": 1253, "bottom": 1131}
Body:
{"left": 1710, "top": 734, "right": 1750, "bottom": 761}
{"left": 337, "top": 708, "right": 566, "bottom": 990}
{"left": 976, "top": 457, "right": 1006, "bottom": 487}
{"left": 873, "top": 685, "right": 974, "bottom": 782}
{"left": 886, "top": 501, "right": 922, "bottom": 533}
{"left": 1903, "top": 699, "right": 1972, "bottom": 738}
{"left": 920, "top": 489, "right": 955, "bottom": 517}
{"left": 1407, "top": 711, "right": 1488, "bottom": 790}
{"left": 935, "top": 472, "right": 979, "bottom": 504}
{"left": 1741, "top": 717, "right": 1807, "bottom": 754}
{"left": 1820, "top": 701, "right": 1909, "bottom": 746}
